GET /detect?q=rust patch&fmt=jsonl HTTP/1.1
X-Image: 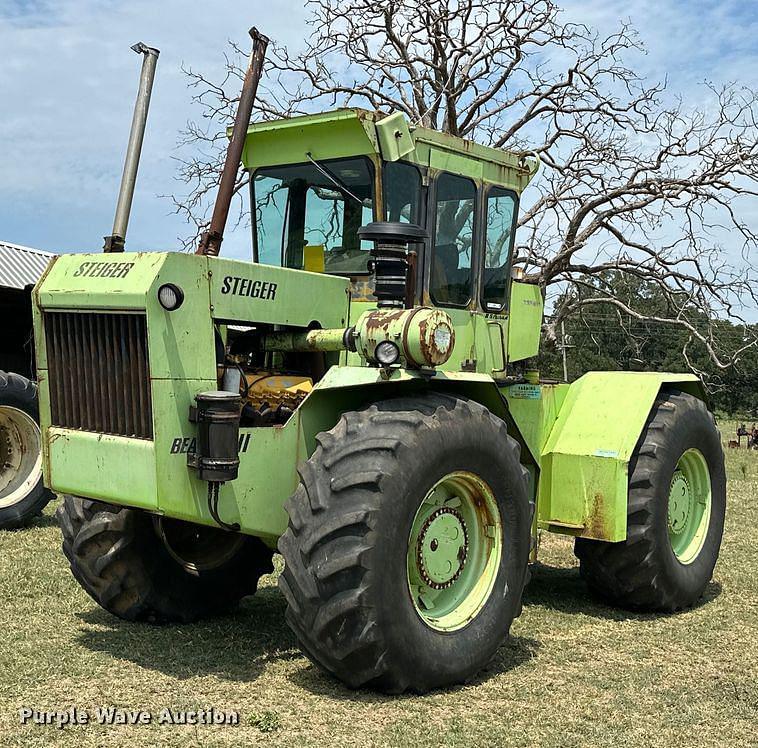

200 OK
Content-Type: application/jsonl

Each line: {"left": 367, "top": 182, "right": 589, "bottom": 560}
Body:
{"left": 363, "top": 308, "right": 406, "bottom": 332}
{"left": 416, "top": 311, "right": 455, "bottom": 367}
{"left": 417, "top": 315, "right": 431, "bottom": 364}
{"left": 399, "top": 307, "right": 427, "bottom": 367}
{"left": 586, "top": 492, "right": 609, "bottom": 539}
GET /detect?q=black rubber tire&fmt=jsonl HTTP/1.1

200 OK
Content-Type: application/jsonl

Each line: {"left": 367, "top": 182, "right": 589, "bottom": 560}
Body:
{"left": 575, "top": 390, "right": 726, "bottom": 612}
{"left": 0, "top": 371, "right": 54, "bottom": 529}
{"left": 57, "top": 495, "right": 274, "bottom": 623}
{"left": 278, "top": 393, "right": 533, "bottom": 693}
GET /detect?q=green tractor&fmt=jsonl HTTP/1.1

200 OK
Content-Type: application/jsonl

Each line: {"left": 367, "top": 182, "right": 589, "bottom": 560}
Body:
{"left": 33, "top": 32, "right": 725, "bottom": 693}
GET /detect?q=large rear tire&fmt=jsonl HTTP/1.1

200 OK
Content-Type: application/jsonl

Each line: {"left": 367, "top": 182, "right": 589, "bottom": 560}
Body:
{"left": 278, "top": 394, "right": 532, "bottom": 693}
{"left": 0, "top": 371, "right": 53, "bottom": 529}
{"left": 57, "top": 495, "right": 274, "bottom": 623}
{"left": 575, "top": 390, "right": 726, "bottom": 611}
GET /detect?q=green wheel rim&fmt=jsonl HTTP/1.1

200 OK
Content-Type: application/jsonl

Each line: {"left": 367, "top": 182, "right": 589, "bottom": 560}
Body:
{"left": 406, "top": 471, "right": 502, "bottom": 632}
{"left": 668, "top": 449, "right": 712, "bottom": 564}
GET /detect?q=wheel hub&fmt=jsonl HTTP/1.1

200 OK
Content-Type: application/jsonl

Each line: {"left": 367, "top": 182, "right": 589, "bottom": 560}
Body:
{"left": 0, "top": 406, "right": 42, "bottom": 509}
{"left": 416, "top": 507, "right": 468, "bottom": 589}
{"left": 154, "top": 516, "right": 245, "bottom": 574}
{"left": 406, "top": 471, "right": 502, "bottom": 632}
{"left": 667, "top": 449, "right": 713, "bottom": 565}
{"left": 668, "top": 471, "right": 692, "bottom": 535}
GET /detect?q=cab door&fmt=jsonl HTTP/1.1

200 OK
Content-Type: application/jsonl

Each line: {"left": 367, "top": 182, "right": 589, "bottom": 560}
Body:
{"left": 422, "top": 172, "right": 519, "bottom": 377}
{"left": 476, "top": 186, "right": 519, "bottom": 377}
{"left": 423, "top": 171, "right": 479, "bottom": 371}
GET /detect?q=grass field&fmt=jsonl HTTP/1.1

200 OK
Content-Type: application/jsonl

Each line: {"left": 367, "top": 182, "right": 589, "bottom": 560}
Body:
{"left": 1, "top": 427, "right": 756, "bottom": 747}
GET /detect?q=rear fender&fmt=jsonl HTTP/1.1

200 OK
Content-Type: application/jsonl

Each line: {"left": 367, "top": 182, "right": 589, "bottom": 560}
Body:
{"left": 538, "top": 372, "right": 706, "bottom": 541}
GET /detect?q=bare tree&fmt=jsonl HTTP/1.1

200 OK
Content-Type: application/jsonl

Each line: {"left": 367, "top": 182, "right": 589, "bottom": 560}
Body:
{"left": 173, "top": 0, "right": 758, "bottom": 370}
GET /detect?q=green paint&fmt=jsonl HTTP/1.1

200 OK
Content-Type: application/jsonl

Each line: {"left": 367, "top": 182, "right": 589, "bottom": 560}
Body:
{"left": 504, "top": 383, "right": 569, "bottom": 467}
{"left": 535, "top": 372, "right": 705, "bottom": 541}
{"left": 243, "top": 109, "right": 380, "bottom": 169}
{"left": 668, "top": 449, "right": 712, "bottom": 564}
{"left": 375, "top": 112, "right": 415, "bottom": 161}
{"left": 46, "top": 428, "right": 157, "bottom": 509}
{"left": 507, "top": 282, "right": 543, "bottom": 362}
{"left": 32, "top": 106, "right": 712, "bottom": 560}
{"left": 242, "top": 108, "right": 536, "bottom": 193}
{"left": 406, "top": 471, "right": 502, "bottom": 631}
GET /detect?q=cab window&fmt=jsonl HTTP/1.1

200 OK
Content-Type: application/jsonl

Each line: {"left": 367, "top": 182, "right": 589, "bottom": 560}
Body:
{"left": 430, "top": 173, "right": 476, "bottom": 306}
{"left": 482, "top": 187, "right": 518, "bottom": 311}
{"left": 252, "top": 157, "right": 375, "bottom": 275}
{"left": 383, "top": 161, "right": 422, "bottom": 224}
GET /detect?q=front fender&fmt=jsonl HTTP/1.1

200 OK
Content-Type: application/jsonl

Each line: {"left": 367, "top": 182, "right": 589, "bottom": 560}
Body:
{"left": 302, "top": 365, "right": 535, "bottom": 461}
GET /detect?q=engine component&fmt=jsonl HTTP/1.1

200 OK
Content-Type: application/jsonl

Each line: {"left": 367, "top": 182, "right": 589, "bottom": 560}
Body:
{"left": 354, "top": 307, "right": 455, "bottom": 368}
{"left": 189, "top": 391, "right": 241, "bottom": 483}
{"left": 104, "top": 42, "right": 160, "bottom": 253}
{"left": 188, "top": 391, "right": 242, "bottom": 531}
{"left": 261, "top": 328, "right": 352, "bottom": 354}
{"left": 357, "top": 222, "right": 429, "bottom": 308}
{"left": 197, "top": 28, "right": 269, "bottom": 257}
{"left": 239, "top": 372, "right": 313, "bottom": 426}
{"left": 245, "top": 373, "right": 313, "bottom": 411}
{"left": 261, "top": 308, "right": 455, "bottom": 369}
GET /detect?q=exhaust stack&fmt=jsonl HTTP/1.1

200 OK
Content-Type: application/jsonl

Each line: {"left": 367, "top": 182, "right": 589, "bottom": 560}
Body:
{"left": 197, "top": 27, "right": 269, "bottom": 257}
{"left": 104, "top": 42, "right": 160, "bottom": 253}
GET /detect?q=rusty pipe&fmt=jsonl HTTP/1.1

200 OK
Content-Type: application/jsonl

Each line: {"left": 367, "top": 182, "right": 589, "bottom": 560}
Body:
{"left": 262, "top": 308, "right": 456, "bottom": 369}
{"left": 263, "top": 327, "right": 354, "bottom": 353}
{"left": 105, "top": 42, "right": 160, "bottom": 253}
{"left": 197, "top": 27, "right": 269, "bottom": 256}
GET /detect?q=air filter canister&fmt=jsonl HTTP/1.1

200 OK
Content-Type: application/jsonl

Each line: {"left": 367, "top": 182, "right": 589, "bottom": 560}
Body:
{"left": 358, "top": 222, "right": 429, "bottom": 308}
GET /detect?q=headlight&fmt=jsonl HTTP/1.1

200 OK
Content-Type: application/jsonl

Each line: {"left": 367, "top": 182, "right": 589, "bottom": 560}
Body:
{"left": 158, "top": 283, "right": 184, "bottom": 311}
{"left": 375, "top": 340, "right": 400, "bottom": 366}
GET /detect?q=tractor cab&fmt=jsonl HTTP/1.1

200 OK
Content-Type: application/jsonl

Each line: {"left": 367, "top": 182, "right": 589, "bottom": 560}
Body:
{"left": 243, "top": 108, "right": 542, "bottom": 374}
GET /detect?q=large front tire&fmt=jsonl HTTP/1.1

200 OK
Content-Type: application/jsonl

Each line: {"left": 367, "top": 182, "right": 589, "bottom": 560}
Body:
{"left": 57, "top": 496, "right": 274, "bottom": 623}
{"left": 575, "top": 390, "right": 726, "bottom": 611}
{"left": 278, "top": 394, "right": 532, "bottom": 693}
{"left": 0, "top": 371, "right": 53, "bottom": 529}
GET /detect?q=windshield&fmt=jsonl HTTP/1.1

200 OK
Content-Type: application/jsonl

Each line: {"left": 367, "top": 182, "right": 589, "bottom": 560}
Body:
{"left": 252, "top": 157, "right": 375, "bottom": 275}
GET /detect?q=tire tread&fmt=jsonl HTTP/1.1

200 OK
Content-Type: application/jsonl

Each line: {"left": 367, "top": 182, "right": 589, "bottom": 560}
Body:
{"left": 279, "top": 393, "right": 533, "bottom": 693}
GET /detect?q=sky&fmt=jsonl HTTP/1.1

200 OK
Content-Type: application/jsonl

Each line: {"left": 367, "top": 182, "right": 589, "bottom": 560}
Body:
{"left": 0, "top": 0, "right": 756, "bottom": 263}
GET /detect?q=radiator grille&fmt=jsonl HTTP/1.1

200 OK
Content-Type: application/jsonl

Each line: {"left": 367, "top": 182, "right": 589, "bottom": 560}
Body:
{"left": 44, "top": 312, "right": 153, "bottom": 439}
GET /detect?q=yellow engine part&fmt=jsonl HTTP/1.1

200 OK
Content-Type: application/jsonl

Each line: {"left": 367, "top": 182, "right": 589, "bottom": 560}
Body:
{"left": 244, "top": 372, "right": 313, "bottom": 411}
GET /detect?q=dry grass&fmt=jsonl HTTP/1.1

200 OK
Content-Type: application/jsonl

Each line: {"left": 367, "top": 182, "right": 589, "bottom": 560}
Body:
{"left": 0, "top": 425, "right": 756, "bottom": 747}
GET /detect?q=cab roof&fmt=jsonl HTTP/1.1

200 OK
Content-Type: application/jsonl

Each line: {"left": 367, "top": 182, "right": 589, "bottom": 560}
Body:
{"left": 242, "top": 108, "right": 538, "bottom": 194}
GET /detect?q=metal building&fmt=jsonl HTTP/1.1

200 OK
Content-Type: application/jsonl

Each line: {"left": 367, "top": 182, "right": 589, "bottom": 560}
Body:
{"left": 0, "top": 241, "right": 55, "bottom": 377}
{"left": 0, "top": 241, "right": 55, "bottom": 291}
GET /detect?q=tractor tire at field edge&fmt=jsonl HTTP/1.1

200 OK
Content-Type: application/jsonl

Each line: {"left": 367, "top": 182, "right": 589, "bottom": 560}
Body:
{"left": 278, "top": 393, "right": 533, "bottom": 694}
{"left": 57, "top": 495, "right": 274, "bottom": 623}
{"left": 0, "top": 371, "right": 53, "bottom": 529}
{"left": 575, "top": 390, "right": 726, "bottom": 612}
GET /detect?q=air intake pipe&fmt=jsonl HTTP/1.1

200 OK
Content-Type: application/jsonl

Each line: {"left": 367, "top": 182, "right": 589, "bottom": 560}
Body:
{"left": 262, "top": 307, "right": 455, "bottom": 370}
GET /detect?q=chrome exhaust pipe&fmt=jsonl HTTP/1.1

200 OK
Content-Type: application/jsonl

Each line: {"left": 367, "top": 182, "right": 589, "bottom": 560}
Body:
{"left": 104, "top": 42, "right": 160, "bottom": 253}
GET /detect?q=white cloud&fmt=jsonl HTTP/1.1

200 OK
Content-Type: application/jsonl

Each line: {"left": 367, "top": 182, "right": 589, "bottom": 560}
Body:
{"left": 0, "top": 1, "right": 307, "bottom": 257}
{"left": 560, "top": 0, "right": 757, "bottom": 93}
{"left": 0, "top": 0, "right": 754, "bottom": 270}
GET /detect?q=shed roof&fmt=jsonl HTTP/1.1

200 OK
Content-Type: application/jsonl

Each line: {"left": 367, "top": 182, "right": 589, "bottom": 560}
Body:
{"left": 0, "top": 241, "right": 55, "bottom": 290}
